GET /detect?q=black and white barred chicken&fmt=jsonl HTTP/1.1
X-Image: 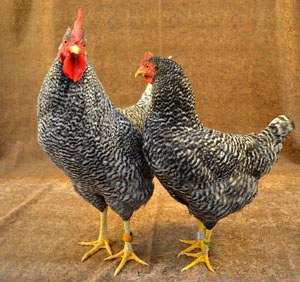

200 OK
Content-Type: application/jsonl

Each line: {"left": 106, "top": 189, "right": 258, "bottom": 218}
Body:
{"left": 37, "top": 10, "right": 154, "bottom": 276}
{"left": 135, "top": 55, "right": 295, "bottom": 272}
{"left": 120, "top": 82, "right": 152, "bottom": 131}
{"left": 120, "top": 53, "right": 153, "bottom": 132}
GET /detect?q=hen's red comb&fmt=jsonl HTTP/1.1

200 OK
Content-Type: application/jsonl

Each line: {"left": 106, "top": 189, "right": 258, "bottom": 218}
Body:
{"left": 141, "top": 52, "right": 153, "bottom": 63}
{"left": 72, "top": 8, "right": 84, "bottom": 43}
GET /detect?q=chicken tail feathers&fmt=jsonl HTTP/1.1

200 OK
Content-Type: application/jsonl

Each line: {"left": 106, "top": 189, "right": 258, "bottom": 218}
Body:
{"left": 267, "top": 115, "right": 295, "bottom": 151}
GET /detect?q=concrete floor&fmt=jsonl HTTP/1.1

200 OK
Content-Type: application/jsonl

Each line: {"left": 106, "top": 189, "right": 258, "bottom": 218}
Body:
{"left": 0, "top": 159, "right": 299, "bottom": 281}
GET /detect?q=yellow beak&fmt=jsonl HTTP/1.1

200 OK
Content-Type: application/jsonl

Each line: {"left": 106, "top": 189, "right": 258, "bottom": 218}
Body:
{"left": 135, "top": 69, "right": 143, "bottom": 78}
{"left": 69, "top": 45, "right": 80, "bottom": 55}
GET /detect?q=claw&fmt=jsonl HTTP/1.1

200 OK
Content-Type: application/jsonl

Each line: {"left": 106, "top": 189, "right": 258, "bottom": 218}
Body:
{"left": 179, "top": 227, "right": 215, "bottom": 272}
{"left": 79, "top": 208, "right": 111, "bottom": 261}
{"left": 79, "top": 240, "right": 99, "bottom": 246}
{"left": 178, "top": 239, "right": 203, "bottom": 257}
{"left": 181, "top": 252, "right": 215, "bottom": 272}
{"left": 184, "top": 251, "right": 202, "bottom": 258}
{"left": 105, "top": 243, "right": 148, "bottom": 276}
{"left": 79, "top": 239, "right": 112, "bottom": 261}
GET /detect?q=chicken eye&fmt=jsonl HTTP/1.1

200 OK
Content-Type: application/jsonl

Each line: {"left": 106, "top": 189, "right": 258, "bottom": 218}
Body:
{"left": 64, "top": 40, "right": 68, "bottom": 44}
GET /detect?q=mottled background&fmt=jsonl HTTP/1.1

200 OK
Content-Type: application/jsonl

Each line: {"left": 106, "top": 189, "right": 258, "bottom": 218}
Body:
{"left": 0, "top": 0, "right": 299, "bottom": 178}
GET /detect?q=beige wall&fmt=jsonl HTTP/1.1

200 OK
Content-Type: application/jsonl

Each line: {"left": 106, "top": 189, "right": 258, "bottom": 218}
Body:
{"left": 1, "top": 0, "right": 299, "bottom": 177}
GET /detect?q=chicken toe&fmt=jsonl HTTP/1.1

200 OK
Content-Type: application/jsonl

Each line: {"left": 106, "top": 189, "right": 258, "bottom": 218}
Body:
{"left": 104, "top": 220, "right": 148, "bottom": 276}
{"left": 178, "top": 221, "right": 206, "bottom": 256}
{"left": 181, "top": 251, "right": 214, "bottom": 272}
{"left": 180, "top": 228, "right": 214, "bottom": 272}
{"left": 178, "top": 239, "right": 204, "bottom": 257}
{"left": 79, "top": 209, "right": 112, "bottom": 261}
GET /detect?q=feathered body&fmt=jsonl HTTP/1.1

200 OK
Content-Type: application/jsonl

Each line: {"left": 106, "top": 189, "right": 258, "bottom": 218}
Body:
{"left": 142, "top": 57, "right": 294, "bottom": 229}
{"left": 37, "top": 10, "right": 154, "bottom": 275}
{"left": 119, "top": 84, "right": 152, "bottom": 132}
{"left": 38, "top": 57, "right": 153, "bottom": 220}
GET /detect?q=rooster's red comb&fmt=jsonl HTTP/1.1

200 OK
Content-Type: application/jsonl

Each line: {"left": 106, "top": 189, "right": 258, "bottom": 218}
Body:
{"left": 71, "top": 8, "right": 84, "bottom": 43}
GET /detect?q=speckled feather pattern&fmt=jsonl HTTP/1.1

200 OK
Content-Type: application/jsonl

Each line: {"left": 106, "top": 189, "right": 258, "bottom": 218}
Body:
{"left": 143, "top": 57, "right": 294, "bottom": 229}
{"left": 119, "top": 84, "right": 153, "bottom": 132}
{"left": 37, "top": 57, "right": 153, "bottom": 221}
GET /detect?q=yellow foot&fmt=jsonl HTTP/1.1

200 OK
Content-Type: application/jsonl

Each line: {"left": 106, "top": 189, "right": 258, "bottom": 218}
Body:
{"left": 105, "top": 244, "right": 148, "bottom": 276}
{"left": 181, "top": 251, "right": 214, "bottom": 272}
{"left": 79, "top": 239, "right": 112, "bottom": 262}
{"left": 178, "top": 239, "right": 203, "bottom": 257}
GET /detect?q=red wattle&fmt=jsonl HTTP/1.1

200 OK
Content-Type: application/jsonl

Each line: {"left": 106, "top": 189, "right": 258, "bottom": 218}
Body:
{"left": 63, "top": 54, "right": 86, "bottom": 82}
{"left": 144, "top": 75, "right": 154, "bottom": 84}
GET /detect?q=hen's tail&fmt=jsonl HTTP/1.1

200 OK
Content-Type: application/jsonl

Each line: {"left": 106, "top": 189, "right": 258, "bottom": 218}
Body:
{"left": 267, "top": 115, "right": 295, "bottom": 153}
{"left": 244, "top": 115, "right": 294, "bottom": 179}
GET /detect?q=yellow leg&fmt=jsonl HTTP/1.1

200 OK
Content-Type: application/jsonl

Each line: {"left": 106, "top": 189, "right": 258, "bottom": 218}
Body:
{"left": 181, "top": 229, "right": 214, "bottom": 272}
{"left": 178, "top": 221, "right": 205, "bottom": 256}
{"left": 105, "top": 220, "right": 148, "bottom": 276}
{"left": 79, "top": 207, "right": 112, "bottom": 261}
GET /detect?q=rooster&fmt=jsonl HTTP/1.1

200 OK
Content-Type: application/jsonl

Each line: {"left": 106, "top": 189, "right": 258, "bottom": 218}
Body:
{"left": 135, "top": 55, "right": 294, "bottom": 272}
{"left": 37, "top": 10, "right": 154, "bottom": 276}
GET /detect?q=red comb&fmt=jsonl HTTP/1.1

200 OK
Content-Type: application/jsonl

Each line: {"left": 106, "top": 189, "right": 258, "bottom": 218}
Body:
{"left": 142, "top": 52, "right": 153, "bottom": 61}
{"left": 140, "top": 52, "right": 153, "bottom": 66}
{"left": 72, "top": 8, "right": 84, "bottom": 43}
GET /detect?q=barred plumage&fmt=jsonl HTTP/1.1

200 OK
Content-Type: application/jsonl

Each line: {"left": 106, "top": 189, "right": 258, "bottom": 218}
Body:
{"left": 38, "top": 57, "right": 153, "bottom": 220}
{"left": 119, "top": 84, "right": 152, "bottom": 132}
{"left": 37, "top": 10, "right": 153, "bottom": 275}
{"left": 141, "top": 56, "right": 294, "bottom": 229}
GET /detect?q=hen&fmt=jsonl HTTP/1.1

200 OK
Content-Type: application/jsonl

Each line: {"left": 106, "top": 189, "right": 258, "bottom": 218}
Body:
{"left": 37, "top": 10, "right": 154, "bottom": 276}
{"left": 136, "top": 55, "right": 294, "bottom": 272}
{"left": 119, "top": 53, "right": 153, "bottom": 132}
{"left": 120, "top": 83, "right": 152, "bottom": 131}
